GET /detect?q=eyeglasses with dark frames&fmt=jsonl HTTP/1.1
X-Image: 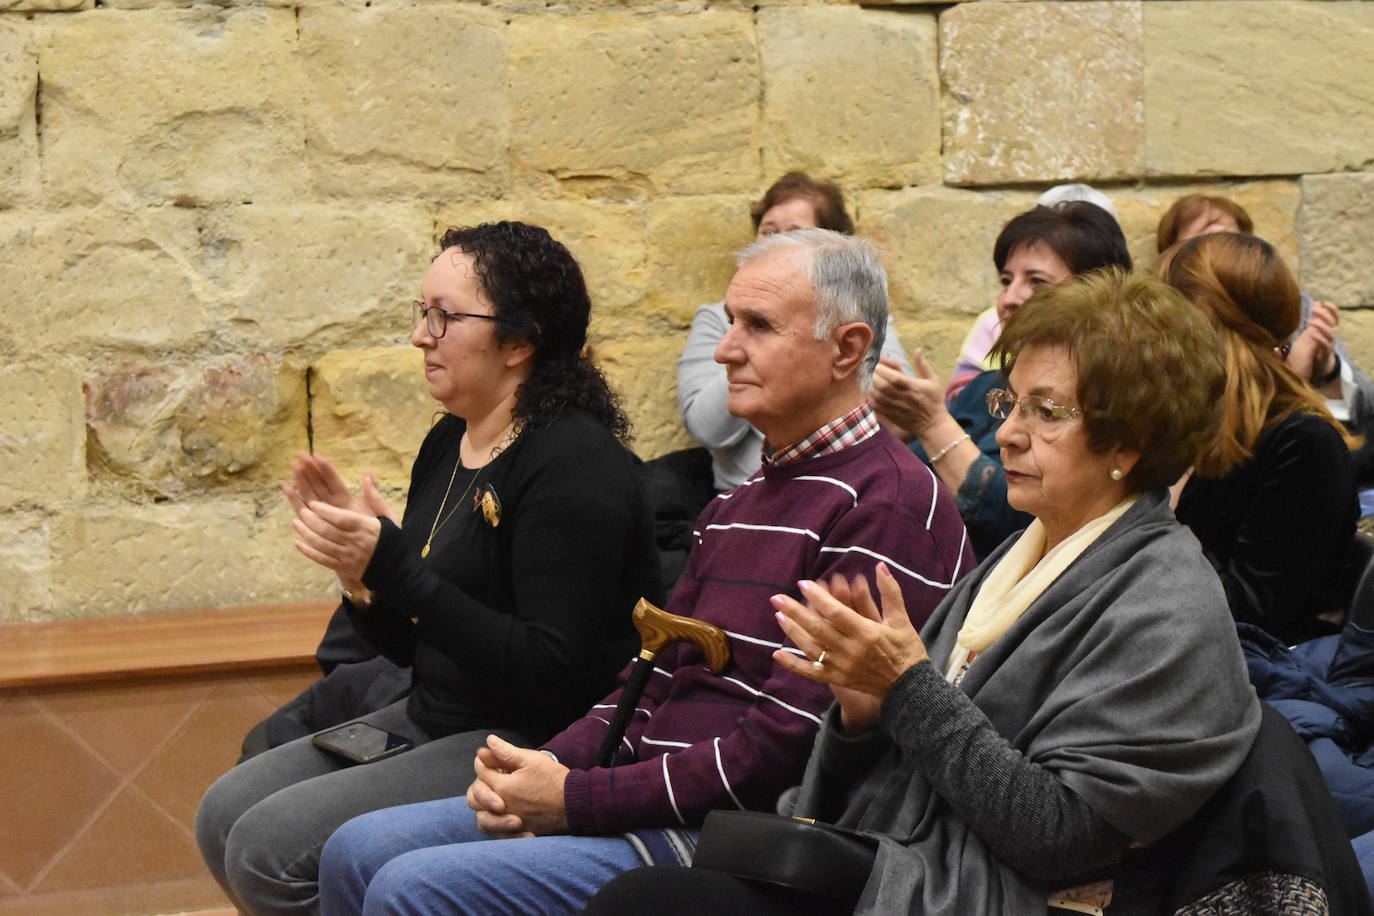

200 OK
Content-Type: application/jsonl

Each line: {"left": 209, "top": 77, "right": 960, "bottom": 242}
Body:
{"left": 986, "top": 388, "right": 1084, "bottom": 428}
{"left": 413, "top": 300, "right": 499, "bottom": 339}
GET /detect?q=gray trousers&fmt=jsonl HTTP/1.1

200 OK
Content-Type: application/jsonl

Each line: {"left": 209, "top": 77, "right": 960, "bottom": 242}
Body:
{"left": 193, "top": 699, "right": 530, "bottom": 916}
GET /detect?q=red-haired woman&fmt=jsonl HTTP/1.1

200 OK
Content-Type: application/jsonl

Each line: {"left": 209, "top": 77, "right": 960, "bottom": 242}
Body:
{"left": 1160, "top": 231, "right": 1362, "bottom": 643}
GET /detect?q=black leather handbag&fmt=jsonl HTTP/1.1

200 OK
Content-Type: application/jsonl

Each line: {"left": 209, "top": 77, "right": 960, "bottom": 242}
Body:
{"left": 691, "top": 809, "right": 879, "bottom": 904}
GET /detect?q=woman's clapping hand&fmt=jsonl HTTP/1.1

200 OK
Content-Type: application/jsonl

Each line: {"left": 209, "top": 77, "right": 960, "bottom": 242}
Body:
{"left": 869, "top": 349, "right": 948, "bottom": 440}
{"left": 283, "top": 453, "right": 392, "bottom": 519}
{"left": 282, "top": 453, "right": 398, "bottom": 582}
{"left": 771, "top": 564, "right": 929, "bottom": 734}
{"left": 1287, "top": 299, "right": 1340, "bottom": 388}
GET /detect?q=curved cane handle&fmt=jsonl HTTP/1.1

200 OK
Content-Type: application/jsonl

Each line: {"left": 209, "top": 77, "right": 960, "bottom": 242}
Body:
{"left": 633, "top": 598, "right": 732, "bottom": 673}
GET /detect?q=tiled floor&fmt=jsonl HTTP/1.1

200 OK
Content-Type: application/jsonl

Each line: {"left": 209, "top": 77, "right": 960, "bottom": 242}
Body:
{"left": 0, "top": 666, "right": 317, "bottom": 916}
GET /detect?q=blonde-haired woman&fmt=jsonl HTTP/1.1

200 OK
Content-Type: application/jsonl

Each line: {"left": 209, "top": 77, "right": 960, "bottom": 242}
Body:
{"left": 1160, "top": 231, "right": 1361, "bottom": 644}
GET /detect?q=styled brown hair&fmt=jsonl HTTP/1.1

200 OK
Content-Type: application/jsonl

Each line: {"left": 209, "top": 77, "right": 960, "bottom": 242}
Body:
{"left": 749, "top": 172, "right": 854, "bottom": 235}
{"left": 992, "top": 268, "right": 1226, "bottom": 492}
{"left": 1156, "top": 194, "right": 1254, "bottom": 253}
{"left": 1157, "top": 232, "right": 1356, "bottom": 476}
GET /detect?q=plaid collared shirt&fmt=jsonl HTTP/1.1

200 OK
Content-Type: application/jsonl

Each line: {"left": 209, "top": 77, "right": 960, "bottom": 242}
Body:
{"left": 761, "top": 403, "right": 880, "bottom": 469}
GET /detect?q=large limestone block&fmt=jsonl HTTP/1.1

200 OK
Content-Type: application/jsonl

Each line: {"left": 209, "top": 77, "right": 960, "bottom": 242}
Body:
{"left": 85, "top": 354, "right": 308, "bottom": 497}
{"left": 941, "top": 2, "right": 1144, "bottom": 185}
{"left": 643, "top": 195, "right": 755, "bottom": 329}
{"left": 759, "top": 6, "right": 940, "bottom": 188}
{"left": 511, "top": 169, "right": 659, "bottom": 203}
{"left": 0, "top": 208, "right": 207, "bottom": 354}
{"left": 1299, "top": 173, "right": 1374, "bottom": 306}
{"left": 310, "top": 346, "right": 434, "bottom": 487}
{"left": 510, "top": 11, "right": 760, "bottom": 195}
{"left": 856, "top": 186, "right": 1038, "bottom": 324}
{"left": 1339, "top": 310, "right": 1374, "bottom": 378}
{"left": 0, "top": 0, "right": 87, "bottom": 10}
{"left": 504, "top": 0, "right": 816, "bottom": 7}
{"left": 37, "top": 9, "right": 306, "bottom": 206}
{"left": 48, "top": 497, "right": 328, "bottom": 618}
{"left": 516, "top": 0, "right": 816, "bottom": 7}
{"left": 300, "top": 7, "right": 509, "bottom": 200}
{"left": 592, "top": 337, "right": 694, "bottom": 461}
{"left": 1145, "top": 2, "right": 1374, "bottom": 177}
{"left": 434, "top": 199, "right": 648, "bottom": 316}
{"left": 0, "top": 512, "right": 50, "bottom": 623}
{"left": 1112, "top": 180, "right": 1300, "bottom": 275}
{"left": 197, "top": 202, "right": 434, "bottom": 352}
{"left": 0, "top": 362, "right": 85, "bottom": 508}
{"left": 0, "top": 21, "right": 38, "bottom": 207}
{"left": 100, "top": 0, "right": 290, "bottom": 9}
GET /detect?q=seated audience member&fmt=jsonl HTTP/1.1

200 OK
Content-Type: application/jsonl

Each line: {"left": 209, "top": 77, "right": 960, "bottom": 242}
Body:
{"left": 317, "top": 230, "right": 975, "bottom": 915}
{"left": 1158, "top": 193, "right": 1374, "bottom": 443}
{"left": 194, "top": 221, "right": 664, "bottom": 914}
{"left": 870, "top": 201, "right": 1132, "bottom": 558}
{"left": 1155, "top": 192, "right": 1254, "bottom": 251}
{"left": 585, "top": 268, "right": 1261, "bottom": 915}
{"left": 678, "top": 171, "right": 913, "bottom": 492}
{"left": 946, "top": 183, "right": 1120, "bottom": 402}
{"left": 1160, "top": 232, "right": 1362, "bottom": 644}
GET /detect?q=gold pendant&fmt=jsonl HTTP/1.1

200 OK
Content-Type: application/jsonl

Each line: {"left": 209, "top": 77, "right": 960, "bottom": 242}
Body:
{"left": 421, "top": 543, "right": 431, "bottom": 558}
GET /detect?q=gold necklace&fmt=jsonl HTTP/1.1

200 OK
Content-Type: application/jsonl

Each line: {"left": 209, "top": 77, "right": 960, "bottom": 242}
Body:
{"left": 420, "top": 423, "right": 518, "bottom": 558}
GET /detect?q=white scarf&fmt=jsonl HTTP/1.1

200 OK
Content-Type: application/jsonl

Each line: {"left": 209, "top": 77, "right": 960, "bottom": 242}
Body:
{"left": 944, "top": 495, "right": 1140, "bottom": 682}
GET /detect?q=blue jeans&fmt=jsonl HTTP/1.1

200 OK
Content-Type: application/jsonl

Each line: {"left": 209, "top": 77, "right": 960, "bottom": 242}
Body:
{"left": 319, "top": 797, "right": 645, "bottom": 916}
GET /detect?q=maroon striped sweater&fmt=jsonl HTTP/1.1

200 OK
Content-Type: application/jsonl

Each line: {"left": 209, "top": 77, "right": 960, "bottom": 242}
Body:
{"left": 542, "top": 428, "right": 974, "bottom": 836}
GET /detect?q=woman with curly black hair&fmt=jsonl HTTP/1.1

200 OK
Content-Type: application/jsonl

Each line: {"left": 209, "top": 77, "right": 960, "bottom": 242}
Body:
{"left": 439, "top": 222, "right": 631, "bottom": 440}
{"left": 195, "top": 221, "right": 663, "bottom": 915}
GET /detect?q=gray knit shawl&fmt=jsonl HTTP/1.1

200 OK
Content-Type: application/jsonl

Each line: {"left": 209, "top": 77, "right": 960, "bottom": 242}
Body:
{"left": 790, "top": 489, "right": 1261, "bottom": 915}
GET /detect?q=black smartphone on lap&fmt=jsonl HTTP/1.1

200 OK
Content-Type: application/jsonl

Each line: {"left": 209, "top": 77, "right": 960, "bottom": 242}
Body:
{"left": 311, "top": 721, "right": 413, "bottom": 764}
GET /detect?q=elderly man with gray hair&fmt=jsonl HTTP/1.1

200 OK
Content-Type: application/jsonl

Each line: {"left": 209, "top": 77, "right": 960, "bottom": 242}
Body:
{"left": 315, "top": 229, "right": 974, "bottom": 916}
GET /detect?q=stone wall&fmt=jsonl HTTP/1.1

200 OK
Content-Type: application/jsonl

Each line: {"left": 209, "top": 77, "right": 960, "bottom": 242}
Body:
{"left": 2, "top": 0, "right": 1371, "bottom": 622}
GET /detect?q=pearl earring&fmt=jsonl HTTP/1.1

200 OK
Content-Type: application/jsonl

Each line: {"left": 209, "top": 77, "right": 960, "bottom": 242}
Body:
{"left": 1109, "top": 468, "right": 1123, "bottom": 481}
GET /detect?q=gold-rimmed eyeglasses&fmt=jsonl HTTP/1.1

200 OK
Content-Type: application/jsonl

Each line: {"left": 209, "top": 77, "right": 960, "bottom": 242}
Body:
{"left": 413, "top": 300, "right": 499, "bottom": 339}
{"left": 986, "top": 388, "right": 1084, "bottom": 429}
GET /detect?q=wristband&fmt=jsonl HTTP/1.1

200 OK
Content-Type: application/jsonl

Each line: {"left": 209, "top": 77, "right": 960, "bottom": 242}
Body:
{"left": 1313, "top": 353, "right": 1342, "bottom": 388}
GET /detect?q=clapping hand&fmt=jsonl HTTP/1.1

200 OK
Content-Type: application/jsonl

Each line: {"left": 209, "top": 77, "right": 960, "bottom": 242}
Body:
{"left": 1287, "top": 300, "right": 1340, "bottom": 386}
{"left": 870, "top": 349, "right": 950, "bottom": 440}
{"left": 282, "top": 453, "right": 398, "bottom": 582}
{"left": 771, "top": 564, "right": 928, "bottom": 734}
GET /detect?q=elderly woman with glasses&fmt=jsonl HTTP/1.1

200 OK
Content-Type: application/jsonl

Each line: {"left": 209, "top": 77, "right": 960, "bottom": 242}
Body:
{"left": 585, "top": 269, "right": 1261, "bottom": 916}
{"left": 195, "top": 221, "right": 663, "bottom": 915}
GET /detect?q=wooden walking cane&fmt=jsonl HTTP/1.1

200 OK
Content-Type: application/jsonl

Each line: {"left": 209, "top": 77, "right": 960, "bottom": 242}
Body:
{"left": 593, "top": 598, "right": 732, "bottom": 769}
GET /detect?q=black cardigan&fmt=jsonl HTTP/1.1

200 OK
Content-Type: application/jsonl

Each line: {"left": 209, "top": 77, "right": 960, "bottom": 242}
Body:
{"left": 1176, "top": 411, "right": 1359, "bottom": 644}
{"left": 354, "top": 409, "right": 662, "bottom": 742}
